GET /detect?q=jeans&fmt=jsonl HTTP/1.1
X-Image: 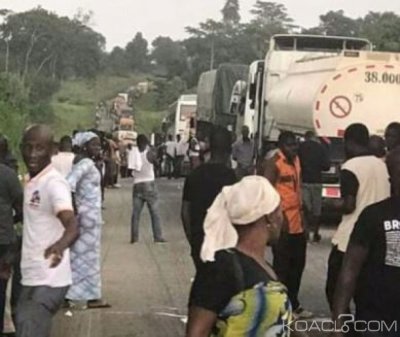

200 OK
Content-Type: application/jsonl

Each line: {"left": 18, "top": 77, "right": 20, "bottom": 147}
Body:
{"left": 131, "top": 182, "right": 163, "bottom": 242}
{"left": 16, "top": 286, "right": 68, "bottom": 337}
{"left": 174, "top": 156, "right": 184, "bottom": 178}
{"left": 166, "top": 156, "right": 174, "bottom": 179}
{"left": 273, "top": 232, "right": 307, "bottom": 310}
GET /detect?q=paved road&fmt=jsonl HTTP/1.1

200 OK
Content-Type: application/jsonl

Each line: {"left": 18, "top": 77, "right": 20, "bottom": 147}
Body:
{"left": 52, "top": 178, "right": 335, "bottom": 337}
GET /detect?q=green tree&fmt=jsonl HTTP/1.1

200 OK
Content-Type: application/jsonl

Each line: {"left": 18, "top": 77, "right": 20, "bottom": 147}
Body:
{"left": 308, "top": 10, "right": 361, "bottom": 37}
{"left": 360, "top": 12, "right": 400, "bottom": 51}
{"left": 106, "top": 46, "right": 129, "bottom": 75}
{"left": 151, "top": 36, "right": 187, "bottom": 78}
{"left": 0, "top": 74, "right": 28, "bottom": 150}
{"left": 153, "top": 76, "right": 186, "bottom": 109}
{"left": 222, "top": 0, "right": 240, "bottom": 26}
{"left": 248, "top": 1, "right": 295, "bottom": 57}
{"left": 0, "top": 8, "right": 105, "bottom": 81}
{"left": 250, "top": 1, "right": 294, "bottom": 29}
{"left": 125, "top": 32, "right": 149, "bottom": 72}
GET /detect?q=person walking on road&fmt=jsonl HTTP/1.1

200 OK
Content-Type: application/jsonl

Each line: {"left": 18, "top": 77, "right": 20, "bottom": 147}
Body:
{"left": 66, "top": 132, "right": 110, "bottom": 309}
{"left": 326, "top": 124, "right": 390, "bottom": 310}
{"left": 298, "top": 131, "right": 330, "bottom": 242}
{"left": 131, "top": 135, "right": 166, "bottom": 244}
{"left": 188, "top": 133, "right": 201, "bottom": 170}
{"left": 232, "top": 125, "right": 255, "bottom": 180}
{"left": 165, "top": 135, "right": 176, "bottom": 179}
{"left": 0, "top": 162, "right": 23, "bottom": 334}
{"left": 261, "top": 131, "right": 311, "bottom": 319}
{"left": 175, "top": 134, "right": 187, "bottom": 178}
{"left": 332, "top": 147, "right": 400, "bottom": 337}
{"left": 16, "top": 125, "right": 79, "bottom": 337}
{"left": 181, "top": 127, "right": 236, "bottom": 270}
{"left": 186, "top": 176, "right": 292, "bottom": 337}
{"left": 52, "top": 135, "right": 75, "bottom": 178}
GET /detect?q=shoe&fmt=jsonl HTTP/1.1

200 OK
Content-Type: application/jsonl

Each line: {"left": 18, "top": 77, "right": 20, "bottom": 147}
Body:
{"left": 154, "top": 238, "right": 167, "bottom": 243}
{"left": 293, "top": 307, "right": 313, "bottom": 320}
{"left": 87, "top": 299, "right": 111, "bottom": 309}
{"left": 130, "top": 239, "right": 138, "bottom": 244}
{"left": 313, "top": 233, "right": 322, "bottom": 243}
{"left": 62, "top": 299, "right": 72, "bottom": 309}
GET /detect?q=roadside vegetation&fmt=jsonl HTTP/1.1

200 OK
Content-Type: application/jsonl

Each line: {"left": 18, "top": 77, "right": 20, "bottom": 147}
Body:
{"left": 1, "top": 2, "right": 400, "bottom": 149}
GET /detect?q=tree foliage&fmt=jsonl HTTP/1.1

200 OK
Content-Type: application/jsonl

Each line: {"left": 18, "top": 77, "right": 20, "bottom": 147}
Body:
{"left": 0, "top": 7, "right": 106, "bottom": 135}
{"left": 222, "top": 0, "right": 240, "bottom": 26}
{"left": 303, "top": 10, "right": 360, "bottom": 37}
{"left": 151, "top": 36, "right": 187, "bottom": 78}
{"left": 0, "top": 7, "right": 105, "bottom": 81}
{"left": 125, "top": 32, "right": 149, "bottom": 72}
{"left": 2, "top": 2, "right": 400, "bottom": 148}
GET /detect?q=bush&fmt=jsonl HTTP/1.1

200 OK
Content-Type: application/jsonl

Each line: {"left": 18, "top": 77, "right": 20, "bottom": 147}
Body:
{"left": 29, "top": 102, "right": 55, "bottom": 124}
{"left": 0, "top": 101, "right": 27, "bottom": 153}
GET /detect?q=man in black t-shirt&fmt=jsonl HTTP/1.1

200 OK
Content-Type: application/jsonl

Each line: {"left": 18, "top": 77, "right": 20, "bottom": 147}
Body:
{"left": 332, "top": 147, "right": 400, "bottom": 337}
{"left": 182, "top": 127, "right": 237, "bottom": 270}
{"left": 298, "top": 131, "right": 330, "bottom": 242}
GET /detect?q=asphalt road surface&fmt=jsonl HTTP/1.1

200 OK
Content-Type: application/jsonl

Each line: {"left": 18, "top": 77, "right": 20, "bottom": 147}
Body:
{"left": 51, "top": 178, "right": 335, "bottom": 337}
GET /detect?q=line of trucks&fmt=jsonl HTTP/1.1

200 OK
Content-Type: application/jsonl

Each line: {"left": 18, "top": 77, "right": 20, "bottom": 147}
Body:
{"left": 96, "top": 92, "right": 137, "bottom": 145}
{"left": 173, "top": 34, "right": 400, "bottom": 218}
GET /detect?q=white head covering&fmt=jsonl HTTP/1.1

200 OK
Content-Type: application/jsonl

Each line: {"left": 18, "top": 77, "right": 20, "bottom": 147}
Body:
{"left": 72, "top": 132, "right": 98, "bottom": 148}
{"left": 200, "top": 176, "right": 281, "bottom": 262}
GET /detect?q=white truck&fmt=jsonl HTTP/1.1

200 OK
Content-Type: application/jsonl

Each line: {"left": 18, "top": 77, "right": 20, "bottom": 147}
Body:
{"left": 247, "top": 34, "right": 400, "bottom": 217}
{"left": 174, "top": 94, "right": 197, "bottom": 140}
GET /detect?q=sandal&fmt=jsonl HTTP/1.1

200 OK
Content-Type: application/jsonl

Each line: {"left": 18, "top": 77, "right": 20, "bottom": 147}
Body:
{"left": 87, "top": 299, "right": 112, "bottom": 309}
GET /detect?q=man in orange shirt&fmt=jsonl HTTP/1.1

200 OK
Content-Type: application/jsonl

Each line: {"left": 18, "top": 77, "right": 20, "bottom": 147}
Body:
{"left": 261, "top": 131, "right": 311, "bottom": 319}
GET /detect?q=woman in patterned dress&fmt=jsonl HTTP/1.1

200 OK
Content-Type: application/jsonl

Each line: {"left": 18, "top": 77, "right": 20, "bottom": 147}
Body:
{"left": 66, "top": 132, "right": 110, "bottom": 308}
{"left": 186, "top": 176, "right": 291, "bottom": 337}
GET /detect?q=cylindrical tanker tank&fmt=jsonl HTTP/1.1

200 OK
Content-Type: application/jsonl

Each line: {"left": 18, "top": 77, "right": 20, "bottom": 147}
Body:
{"left": 268, "top": 51, "right": 400, "bottom": 138}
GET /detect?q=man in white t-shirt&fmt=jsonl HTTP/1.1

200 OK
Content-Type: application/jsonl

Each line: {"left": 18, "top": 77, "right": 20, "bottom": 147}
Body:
{"left": 16, "top": 125, "right": 79, "bottom": 337}
{"left": 165, "top": 135, "right": 176, "bottom": 179}
{"left": 130, "top": 134, "right": 166, "bottom": 244}
{"left": 51, "top": 135, "right": 75, "bottom": 177}
{"left": 175, "top": 134, "right": 188, "bottom": 177}
{"left": 325, "top": 124, "right": 390, "bottom": 310}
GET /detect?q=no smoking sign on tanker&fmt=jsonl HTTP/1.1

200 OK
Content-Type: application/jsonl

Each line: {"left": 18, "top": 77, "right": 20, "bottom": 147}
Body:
{"left": 329, "top": 95, "right": 352, "bottom": 119}
{"left": 310, "top": 62, "right": 400, "bottom": 138}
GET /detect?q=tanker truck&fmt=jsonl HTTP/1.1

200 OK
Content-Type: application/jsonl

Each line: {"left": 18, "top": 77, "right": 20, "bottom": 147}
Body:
{"left": 252, "top": 34, "right": 400, "bottom": 217}
{"left": 254, "top": 34, "right": 375, "bottom": 145}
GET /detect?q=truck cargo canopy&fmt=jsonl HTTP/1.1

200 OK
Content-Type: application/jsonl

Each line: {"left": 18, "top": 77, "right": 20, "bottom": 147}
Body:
{"left": 196, "top": 63, "right": 249, "bottom": 128}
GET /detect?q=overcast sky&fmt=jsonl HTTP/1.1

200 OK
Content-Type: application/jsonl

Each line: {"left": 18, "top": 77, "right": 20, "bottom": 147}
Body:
{"left": 3, "top": 0, "right": 400, "bottom": 50}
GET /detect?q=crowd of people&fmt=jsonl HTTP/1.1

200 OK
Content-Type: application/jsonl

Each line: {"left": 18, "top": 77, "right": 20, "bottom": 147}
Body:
{"left": 183, "top": 122, "right": 400, "bottom": 337}
{"left": 0, "top": 126, "right": 168, "bottom": 337}
{"left": 1, "top": 120, "right": 400, "bottom": 337}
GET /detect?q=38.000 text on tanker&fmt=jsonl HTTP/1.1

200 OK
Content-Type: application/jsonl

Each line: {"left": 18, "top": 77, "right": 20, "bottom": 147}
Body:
{"left": 365, "top": 71, "right": 400, "bottom": 84}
